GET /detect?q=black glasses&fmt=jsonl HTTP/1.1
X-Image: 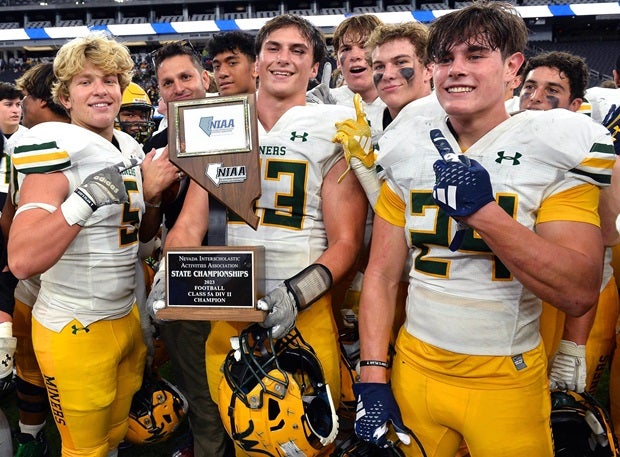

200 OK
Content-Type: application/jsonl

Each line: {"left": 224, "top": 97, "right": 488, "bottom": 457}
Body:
{"left": 149, "top": 39, "right": 200, "bottom": 70}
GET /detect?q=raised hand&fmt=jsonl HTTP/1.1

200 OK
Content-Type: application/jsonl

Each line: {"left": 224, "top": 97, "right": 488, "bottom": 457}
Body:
{"left": 61, "top": 157, "right": 141, "bottom": 226}
{"left": 431, "top": 129, "right": 494, "bottom": 250}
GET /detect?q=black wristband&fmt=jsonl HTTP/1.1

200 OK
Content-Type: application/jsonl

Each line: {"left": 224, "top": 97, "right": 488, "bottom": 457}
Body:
{"left": 359, "top": 360, "right": 390, "bottom": 368}
{"left": 74, "top": 188, "right": 97, "bottom": 211}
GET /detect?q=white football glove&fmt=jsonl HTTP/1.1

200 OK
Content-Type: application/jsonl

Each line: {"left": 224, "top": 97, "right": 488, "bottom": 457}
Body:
{"left": 61, "top": 158, "right": 141, "bottom": 226}
{"left": 0, "top": 323, "right": 15, "bottom": 380}
{"left": 549, "top": 339, "right": 587, "bottom": 393}
{"left": 257, "top": 264, "right": 332, "bottom": 339}
{"left": 146, "top": 258, "right": 167, "bottom": 322}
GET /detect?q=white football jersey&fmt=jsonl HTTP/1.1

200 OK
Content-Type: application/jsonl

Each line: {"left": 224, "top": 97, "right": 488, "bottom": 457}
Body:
{"left": 227, "top": 103, "right": 354, "bottom": 291}
{"left": 2, "top": 125, "right": 29, "bottom": 196}
{"left": 13, "top": 122, "right": 145, "bottom": 330}
{"left": 377, "top": 109, "right": 614, "bottom": 356}
{"left": 585, "top": 86, "right": 620, "bottom": 124}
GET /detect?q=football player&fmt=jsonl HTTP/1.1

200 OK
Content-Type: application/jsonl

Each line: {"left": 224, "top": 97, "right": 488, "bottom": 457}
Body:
{"left": 7, "top": 32, "right": 146, "bottom": 457}
{"left": 208, "top": 31, "right": 257, "bottom": 96}
{"left": 518, "top": 51, "right": 620, "bottom": 400}
{"left": 115, "top": 82, "right": 156, "bottom": 144}
{"left": 1, "top": 62, "right": 71, "bottom": 457}
{"left": 352, "top": 2, "right": 614, "bottom": 456}
{"left": 318, "top": 15, "right": 386, "bottom": 139}
{"left": 0, "top": 82, "right": 24, "bottom": 211}
{"left": 146, "top": 15, "right": 368, "bottom": 456}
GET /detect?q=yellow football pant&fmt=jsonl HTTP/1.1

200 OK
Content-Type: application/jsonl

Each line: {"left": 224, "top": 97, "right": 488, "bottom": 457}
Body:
{"left": 393, "top": 331, "right": 553, "bottom": 457}
{"left": 32, "top": 305, "right": 146, "bottom": 457}
{"left": 13, "top": 299, "right": 43, "bottom": 388}
{"left": 539, "top": 277, "right": 619, "bottom": 393}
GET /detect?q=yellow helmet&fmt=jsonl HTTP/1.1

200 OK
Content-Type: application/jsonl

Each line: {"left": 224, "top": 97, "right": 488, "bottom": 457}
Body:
{"left": 125, "top": 373, "right": 188, "bottom": 445}
{"left": 218, "top": 325, "right": 339, "bottom": 457}
{"left": 115, "top": 82, "right": 155, "bottom": 143}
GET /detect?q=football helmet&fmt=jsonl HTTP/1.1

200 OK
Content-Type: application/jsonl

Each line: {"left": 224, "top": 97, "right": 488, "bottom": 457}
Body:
{"left": 218, "top": 324, "right": 339, "bottom": 457}
{"left": 551, "top": 390, "right": 619, "bottom": 457}
{"left": 115, "top": 82, "right": 155, "bottom": 143}
{"left": 125, "top": 373, "right": 189, "bottom": 445}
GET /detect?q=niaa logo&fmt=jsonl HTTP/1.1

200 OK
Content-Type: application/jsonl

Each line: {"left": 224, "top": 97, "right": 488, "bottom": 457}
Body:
{"left": 199, "top": 116, "right": 235, "bottom": 136}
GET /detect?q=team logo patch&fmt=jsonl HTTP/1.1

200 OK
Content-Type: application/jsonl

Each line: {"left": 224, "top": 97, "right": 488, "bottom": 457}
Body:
{"left": 290, "top": 131, "right": 308, "bottom": 142}
{"left": 71, "top": 324, "right": 90, "bottom": 334}
{"left": 495, "top": 151, "right": 522, "bottom": 165}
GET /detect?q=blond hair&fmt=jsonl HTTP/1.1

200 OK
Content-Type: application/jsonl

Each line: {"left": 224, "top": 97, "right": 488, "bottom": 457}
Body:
{"left": 52, "top": 31, "right": 134, "bottom": 105}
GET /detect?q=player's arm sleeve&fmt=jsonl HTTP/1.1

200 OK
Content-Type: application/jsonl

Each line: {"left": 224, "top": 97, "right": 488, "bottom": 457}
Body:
{"left": 537, "top": 183, "right": 600, "bottom": 226}
{"left": 374, "top": 181, "right": 406, "bottom": 228}
{"left": 12, "top": 141, "right": 71, "bottom": 175}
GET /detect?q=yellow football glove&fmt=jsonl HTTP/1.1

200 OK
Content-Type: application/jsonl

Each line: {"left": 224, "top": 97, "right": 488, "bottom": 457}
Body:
{"left": 333, "top": 93, "right": 376, "bottom": 183}
{"left": 332, "top": 94, "right": 381, "bottom": 207}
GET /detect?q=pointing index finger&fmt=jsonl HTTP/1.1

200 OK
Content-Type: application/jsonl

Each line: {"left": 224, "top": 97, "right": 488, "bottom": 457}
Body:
{"left": 429, "top": 129, "right": 470, "bottom": 166}
{"left": 353, "top": 93, "right": 367, "bottom": 123}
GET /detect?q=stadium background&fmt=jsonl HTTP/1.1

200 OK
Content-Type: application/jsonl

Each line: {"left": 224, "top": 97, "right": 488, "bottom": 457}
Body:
{"left": 0, "top": 0, "right": 617, "bottom": 455}
{"left": 0, "top": 0, "right": 619, "bottom": 89}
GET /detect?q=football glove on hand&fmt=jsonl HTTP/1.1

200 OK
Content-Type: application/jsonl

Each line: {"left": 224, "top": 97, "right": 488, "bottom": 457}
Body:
{"left": 353, "top": 382, "right": 411, "bottom": 448}
{"left": 549, "top": 339, "right": 587, "bottom": 393}
{"left": 333, "top": 94, "right": 380, "bottom": 206}
{"left": 431, "top": 129, "right": 495, "bottom": 250}
{"left": 146, "top": 258, "right": 167, "bottom": 322}
{"left": 306, "top": 61, "right": 335, "bottom": 104}
{"left": 602, "top": 104, "right": 620, "bottom": 156}
{"left": 306, "top": 83, "right": 337, "bottom": 105}
{"left": 257, "top": 264, "right": 332, "bottom": 339}
{"left": 61, "top": 158, "right": 141, "bottom": 226}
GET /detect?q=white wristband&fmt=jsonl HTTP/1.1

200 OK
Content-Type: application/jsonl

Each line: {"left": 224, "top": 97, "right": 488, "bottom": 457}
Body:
{"left": 60, "top": 191, "right": 95, "bottom": 226}
{"left": 558, "top": 339, "right": 586, "bottom": 357}
{"left": 351, "top": 157, "right": 381, "bottom": 208}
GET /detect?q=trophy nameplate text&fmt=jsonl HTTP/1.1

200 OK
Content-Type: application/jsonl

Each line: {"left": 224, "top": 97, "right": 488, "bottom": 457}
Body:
{"left": 157, "top": 246, "right": 265, "bottom": 321}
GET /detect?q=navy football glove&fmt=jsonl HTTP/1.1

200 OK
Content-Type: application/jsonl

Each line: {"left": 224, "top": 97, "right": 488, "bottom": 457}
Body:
{"left": 431, "top": 129, "right": 494, "bottom": 250}
{"left": 353, "top": 382, "right": 411, "bottom": 448}
{"left": 603, "top": 104, "right": 620, "bottom": 156}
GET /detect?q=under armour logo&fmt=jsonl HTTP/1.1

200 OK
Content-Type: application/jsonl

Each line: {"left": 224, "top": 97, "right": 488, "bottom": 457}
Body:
{"left": 495, "top": 151, "right": 522, "bottom": 165}
{"left": 1, "top": 354, "right": 11, "bottom": 367}
{"left": 290, "top": 131, "right": 308, "bottom": 142}
{"left": 71, "top": 324, "right": 90, "bottom": 335}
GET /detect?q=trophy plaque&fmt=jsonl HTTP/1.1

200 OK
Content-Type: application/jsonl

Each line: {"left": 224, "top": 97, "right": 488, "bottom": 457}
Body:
{"left": 156, "top": 246, "right": 265, "bottom": 321}
{"left": 157, "top": 93, "right": 265, "bottom": 321}
{"left": 168, "top": 93, "right": 260, "bottom": 229}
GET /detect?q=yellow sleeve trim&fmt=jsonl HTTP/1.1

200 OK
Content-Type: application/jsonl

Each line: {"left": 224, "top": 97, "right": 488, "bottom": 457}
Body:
{"left": 537, "top": 183, "right": 600, "bottom": 226}
{"left": 375, "top": 181, "right": 406, "bottom": 227}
